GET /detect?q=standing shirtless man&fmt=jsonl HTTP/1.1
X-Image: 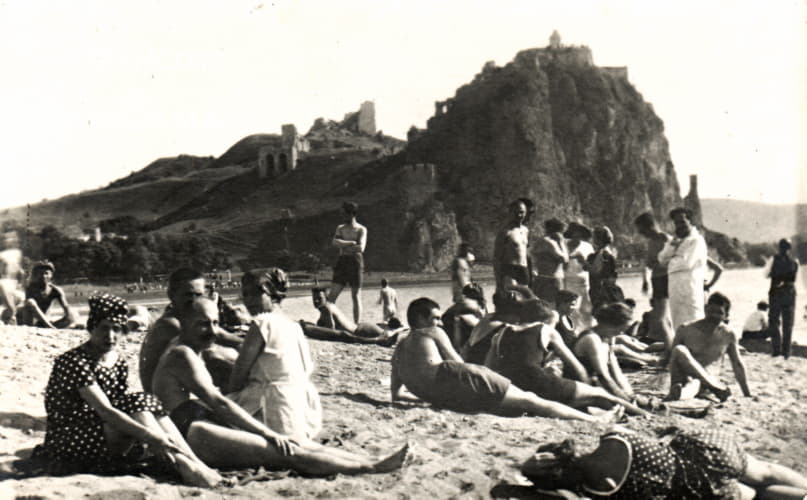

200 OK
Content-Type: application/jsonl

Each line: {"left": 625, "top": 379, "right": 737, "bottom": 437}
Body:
{"left": 634, "top": 212, "right": 674, "bottom": 352}
{"left": 666, "top": 292, "right": 751, "bottom": 402}
{"left": 328, "top": 202, "right": 367, "bottom": 323}
{"left": 532, "top": 218, "right": 569, "bottom": 304}
{"left": 494, "top": 198, "right": 534, "bottom": 299}
{"left": 450, "top": 243, "right": 475, "bottom": 304}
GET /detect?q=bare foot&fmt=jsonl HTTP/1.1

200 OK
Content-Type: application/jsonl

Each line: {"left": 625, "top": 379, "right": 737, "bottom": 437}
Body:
{"left": 174, "top": 454, "right": 223, "bottom": 488}
{"left": 589, "top": 405, "right": 624, "bottom": 424}
{"left": 712, "top": 385, "right": 731, "bottom": 402}
{"left": 664, "top": 383, "right": 683, "bottom": 402}
{"left": 373, "top": 442, "right": 411, "bottom": 473}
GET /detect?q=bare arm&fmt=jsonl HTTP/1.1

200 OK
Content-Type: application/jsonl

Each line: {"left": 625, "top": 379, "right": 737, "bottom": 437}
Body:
{"left": 228, "top": 323, "right": 264, "bottom": 394}
{"left": 546, "top": 327, "right": 590, "bottom": 383}
{"left": 52, "top": 286, "right": 72, "bottom": 316}
{"left": 79, "top": 384, "right": 182, "bottom": 454}
{"left": 215, "top": 326, "right": 244, "bottom": 348}
{"left": 705, "top": 257, "right": 723, "bottom": 290}
{"left": 656, "top": 240, "right": 676, "bottom": 266}
{"left": 390, "top": 347, "right": 403, "bottom": 401}
{"left": 172, "top": 348, "right": 295, "bottom": 454}
{"left": 332, "top": 226, "right": 356, "bottom": 249}
{"left": 726, "top": 336, "right": 751, "bottom": 397}
{"left": 542, "top": 237, "right": 569, "bottom": 264}
{"left": 356, "top": 226, "right": 367, "bottom": 253}
{"left": 432, "top": 327, "right": 465, "bottom": 362}
{"left": 608, "top": 349, "right": 635, "bottom": 398}
{"left": 579, "top": 336, "right": 633, "bottom": 401}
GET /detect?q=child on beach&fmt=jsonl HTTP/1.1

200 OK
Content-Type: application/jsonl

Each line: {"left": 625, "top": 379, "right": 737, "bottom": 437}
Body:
{"left": 742, "top": 301, "right": 769, "bottom": 340}
{"left": 377, "top": 278, "right": 398, "bottom": 322}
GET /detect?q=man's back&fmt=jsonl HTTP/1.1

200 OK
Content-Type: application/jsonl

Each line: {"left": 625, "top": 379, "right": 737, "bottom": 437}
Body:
{"left": 392, "top": 329, "right": 445, "bottom": 395}
{"left": 646, "top": 231, "right": 672, "bottom": 276}
{"left": 140, "top": 310, "right": 181, "bottom": 391}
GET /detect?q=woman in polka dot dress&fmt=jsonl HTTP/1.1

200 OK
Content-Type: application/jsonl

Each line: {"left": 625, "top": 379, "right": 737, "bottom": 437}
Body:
{"left": 36, "top": 293, "right": 222, "bottom": 487}
{"left": 521, "top": 427, "right": 807, "bottom": 499}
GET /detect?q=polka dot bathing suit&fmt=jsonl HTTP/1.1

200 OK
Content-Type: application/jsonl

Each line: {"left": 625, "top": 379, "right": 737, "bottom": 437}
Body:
{"left": 41, "top": 343, "right": 164, "bottom": 464}
{"left": 586, "top": 429, "right": 746, "bottom": 499}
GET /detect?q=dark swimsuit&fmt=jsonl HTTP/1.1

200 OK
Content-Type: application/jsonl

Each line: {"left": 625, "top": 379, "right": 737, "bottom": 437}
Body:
{"left": 169, "top": 400, "right": 224, "bottom": 438}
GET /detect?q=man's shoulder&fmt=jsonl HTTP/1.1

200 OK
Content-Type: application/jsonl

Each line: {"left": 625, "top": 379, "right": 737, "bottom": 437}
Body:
{"left": 716, "top": 323, "right": 739, "bottom": 342}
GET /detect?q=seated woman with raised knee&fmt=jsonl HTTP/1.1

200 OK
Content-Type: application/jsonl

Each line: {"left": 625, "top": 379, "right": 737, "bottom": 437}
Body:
{"left": 34, "top": 294, "right": 220, "bottom": 487}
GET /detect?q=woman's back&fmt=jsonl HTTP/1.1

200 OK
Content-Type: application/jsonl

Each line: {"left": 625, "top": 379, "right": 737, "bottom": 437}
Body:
{"left": 250, "top": 311, "right": 313, "bottom": 383}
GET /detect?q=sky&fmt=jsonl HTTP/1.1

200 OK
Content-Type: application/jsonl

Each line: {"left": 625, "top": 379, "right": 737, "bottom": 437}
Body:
{"left": 0, "top": 0, "right": 804, "bottom": 208}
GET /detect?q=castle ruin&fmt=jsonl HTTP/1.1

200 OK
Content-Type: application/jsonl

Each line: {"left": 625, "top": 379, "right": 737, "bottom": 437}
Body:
{"left": 256, "top": 124, "right": 310, "bottom": 179}
{"left": 683, "top": 174, "right": 704, "bottom": 227}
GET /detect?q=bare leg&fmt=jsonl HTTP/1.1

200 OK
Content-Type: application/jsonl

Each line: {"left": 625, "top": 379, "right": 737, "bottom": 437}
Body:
{"left": 351, "top": 286, "right": 362, "bottom": 324}
{"left": 327, "top": 283, "right": 345, "bottom": 304}
{"left": 569, "top": 382, "right": 652, "bottom": 417}
{"left": 666, "top": 345, "right": 729, "bottom": 400}
{"left": 186, "top": 421, "right": 407, "bottom": 475}
{"left": 22, "top": 300, "right": 55, "bottom": 328}
{"left": 742, "top": 454, "right": 807, "bottom": 499}
{"left": 650, "top": 298, "right": 674, "bottom": 352}
{"left": 498, "top": 385, "right": 622, "bottom": 423}
{"left": 613, "top": 343, "right": 661, "bottom": 365}
{"left": 53, "top": 307, "right": 79, "bottom": 329}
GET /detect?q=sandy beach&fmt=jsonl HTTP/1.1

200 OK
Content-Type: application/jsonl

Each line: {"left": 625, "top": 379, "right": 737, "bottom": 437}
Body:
{"left": 1, "top": 319, "right": 806, "bottom": 499}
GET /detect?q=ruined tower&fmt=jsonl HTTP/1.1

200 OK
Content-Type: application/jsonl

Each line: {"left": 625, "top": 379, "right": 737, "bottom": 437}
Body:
{"left": 683, "top": 174, "right": 703, "bottom": 227}
{"left": 357, "top": 101, "right": 376, "bottom": 135}
{"left": 549, "top": 30, "right": 561, "bottom": 49}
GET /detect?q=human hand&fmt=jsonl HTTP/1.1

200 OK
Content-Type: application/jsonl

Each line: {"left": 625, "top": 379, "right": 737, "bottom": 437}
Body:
{"left": 145, "top": 431, "right": 183, "bottom": 455}
{"left": 266, "top": 432, "right": 297, "bottom": 456}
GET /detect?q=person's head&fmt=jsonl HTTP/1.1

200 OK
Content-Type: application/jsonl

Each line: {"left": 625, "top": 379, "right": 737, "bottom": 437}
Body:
{"left": 543, "top": 218, "right": 565, "bottom": 235}
{"left": 342, "top": 201, "right": 358, "bottom": 222}
{"left": 387, "top": 317, "right": 402, "bottom": 329}
{"left": 492, "top": 291, "right": 521, "bottom": 317}
{"left": 509, "top": 198, "right": 534, "bottom": 224}
{"left": 555, "top": 290, "right": 580, "bottom": 316}
{"left": 777, "top": 238, "right": 792, "bottom": 255}
{"left": 458, "top": 243, "right": 475, "bottom": 263}
{"left": 241, "top": 268, "right": 288, "bottom": 315}
{"left": 86, "top": 293, "right": 129, "bottom": 355}
{"left": 311, "top": 286, "right": 329, "bottom": 309}
{"left": 564, "top": 222, "right": 592, "bottom": 242}
{"left": 461, "top": 282, "right": 486, "bottom": 311}
{"left": 177, "top": 297, "right": 219, "bottom": 351}
{"left": 757, "top": 301, "right": 769, "bottom": 312}
{"left": 592, "top": 226, "right": 614, "bottom": 249}
{"left": 593, "top": 302, "right": 634, "bottom": 335}
{"left": 407, "top": 297, "right": 442, "bottom": 329}
{"left": 634, "top": 212, "right": 658, "bottom": 237}
{"left": 167, "top": 268, "right": 205, "bottom": 308}
{"left": 669, "top": 207, "right": 694, "bottom": 238}
{"left": 31, "top": 260, "right": 55, "bottom": 285}
{"left": 520, "top": 298, "right": 557, "bottom": 324}
{"left": 381, "top": 278, "right": 388, "bottom": 288}
{"left": 705, "top": 292, "right": 731, "bottom": 323}
{"left": 520, "top": 439, "right": 583, "bottom": 491}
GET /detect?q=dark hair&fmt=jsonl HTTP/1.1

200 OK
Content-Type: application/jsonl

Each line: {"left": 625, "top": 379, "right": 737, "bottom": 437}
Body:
{"left": 242, "top": 268, "right": 288, "bottom": 302}
{"left": 521, "top": 439, "right": 580, "bottom": 491}
{"left": 510, "top": 198, "right": 535, "bottom": 222}
{"left": 624, "top": 298, "right": 636, "bottom": 309}
{"left": 757, "top": 301, "right": 768, "bottom": 311}
{"left": 593, "top": 226, "right": 614, "bottom": 246}
{"left": 461, "top": 282, "right": 486, "bottom": 308}
{"left": 311, "top": 286, "right": 329, "bottom": 295}
{"left": 342, "top": 202, "right": 358, "bottom": 215}
{"left": 520, "top": 298, "right": 555, "bottom": 323}
{"left": 407, "top": 297, "right": 440, "bottom": 328}
{"left": 388, "top": 317, "right": 402, "bottom": 329}
{"left": 555, "top": 290, "right": 580, "bottom": 305}
{"left": 669, "top": 207, "right": 693, "bottom": 221}
{"left": 168, "top": 268, "right": 204, "bottom": 294}
{"left": 706, "top": 292, "right": 731, "bottom": 316}
{"left": 634, "top": 212, "right": 656, "bottom": 229}
{"left": 381, "top": 278, "right": 388, "bottom": 287}
{"left": 544, "top": 218, "right": 565, "bottom": 234}
{"left": 564, "top": 222, "right": 592, "bottom": 240}
{"left": 177, "top": 296, "right": 217, "bottom": 323}
{"left": 778, "top": 238, "right": 792, "bottom": 251}
{"left": 593, "top": 302, "right": 633, "bottom": 327}
{"left": 458, "top": 242, "right": 473, "bottom": 255}
{"left": 492, "top": 291, "right": 520, "bottom": 316}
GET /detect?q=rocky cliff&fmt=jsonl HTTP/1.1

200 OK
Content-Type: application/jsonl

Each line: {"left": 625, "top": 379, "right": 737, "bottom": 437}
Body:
{"left": 399, "top": 45, "right": 681, "bottom": 260}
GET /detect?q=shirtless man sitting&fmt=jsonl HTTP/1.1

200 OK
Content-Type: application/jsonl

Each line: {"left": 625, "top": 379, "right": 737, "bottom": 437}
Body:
{"left": 139, "top": 268, "right": 243, "bottom": 392}
{"left": 441, "top": 282, "right": 486, "bottom": 351}
{"left": 494, "top": 199, "right": 535, "bottom": 299}
{"left": 152, "top": 297, "right": 409, "bottom": 475}
{"left": 19, "top": 260, "right": 78, "bottom": 329}
{"left": 666, "top": 292, "right": 751, "bottom": 402}
{"left": 300, "top": 287, "right": 401, "bottom": 346}
{"left": 390, "top": 297, "right": 622, "bottom": 423}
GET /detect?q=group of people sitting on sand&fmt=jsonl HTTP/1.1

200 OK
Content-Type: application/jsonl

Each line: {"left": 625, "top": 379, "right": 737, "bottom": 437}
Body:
{"left": 15, "top": 197, "right": 806, "bottom": 498}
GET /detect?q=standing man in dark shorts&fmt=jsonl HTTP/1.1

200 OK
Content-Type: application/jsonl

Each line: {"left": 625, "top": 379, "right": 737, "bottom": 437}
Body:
{"left": 328, "top": 202, "right": 367, "bottom": 323}
{"left": 768, "top": 238, "right": 799, "bottom": 358}
{"left": 494, "top": 198, "right": 535, "bottom": 299}
{"left": 634, "top": 212, "right": 674, "bottom": 352}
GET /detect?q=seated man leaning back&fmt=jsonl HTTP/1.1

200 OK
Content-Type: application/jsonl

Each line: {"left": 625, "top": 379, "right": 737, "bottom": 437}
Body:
{"left": 139, "top": 268, "right": 243, "bottom": 392}
{"left": 390, "top": 297, "right": 622, "bottom": 423}
{"left": 19, "top": 260, "right": 78, "bottom": 329}
{"left": 151, "top": 296, "right": 409, "bottom": 475}
{"left": 300, "top": 286, "right": 400, "bottom": 346}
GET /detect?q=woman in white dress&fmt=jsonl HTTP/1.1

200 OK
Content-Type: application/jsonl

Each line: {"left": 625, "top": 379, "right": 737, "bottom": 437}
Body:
{"left": 564, "top": 222, "right": 594, "bottom": 328}
{"left": 228, "top": 268, "right": 322, "bottom": 442}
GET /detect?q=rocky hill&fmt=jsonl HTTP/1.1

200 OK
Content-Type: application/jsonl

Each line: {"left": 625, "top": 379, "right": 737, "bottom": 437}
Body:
{"left": 701, "top": 199, "right": 806, "bottom": 244}
{"left": 5, "top": 37, "right": 746, "bottom": 272}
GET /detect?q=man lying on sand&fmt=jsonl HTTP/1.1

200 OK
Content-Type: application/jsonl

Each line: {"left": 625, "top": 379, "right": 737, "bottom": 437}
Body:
{"left": 139, "top": 268, "right": 243, "bottom": 392}
{"left": 300, "top": 287, "right": 401, "bottom": 346}
{"left": 152, "top": 297, "right": 409, "bottom": 475}
{"left": 666, "top": 292, "right": 751, "bottom": 402}
{"left": 390, "top": 297, "right": 622, "bottom": 423}
{"left": 18, "top": 260, "right": 78, "bottom": 329}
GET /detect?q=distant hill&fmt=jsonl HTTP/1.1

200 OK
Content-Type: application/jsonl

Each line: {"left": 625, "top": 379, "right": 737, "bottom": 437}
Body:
{"left": 701, "top": 199, "right": 806, "bottom": 244}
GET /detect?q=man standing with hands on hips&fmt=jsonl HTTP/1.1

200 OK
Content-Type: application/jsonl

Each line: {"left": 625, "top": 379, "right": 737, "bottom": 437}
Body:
{"left": 329, "top": 202, "right": 367, "bottom": 323}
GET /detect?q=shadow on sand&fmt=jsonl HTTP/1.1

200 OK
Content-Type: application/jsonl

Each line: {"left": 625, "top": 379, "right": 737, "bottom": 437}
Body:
{"left": 0, "top": 411, "right": 46, "bottom": 432}
{"left": 740, "top": 338, "right": 807, "bottom": 359}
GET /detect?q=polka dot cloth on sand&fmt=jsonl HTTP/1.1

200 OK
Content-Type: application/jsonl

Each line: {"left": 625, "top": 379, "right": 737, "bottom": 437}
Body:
{"left": 86, "top": 293, "right": 129, "bottom": 332}
{"left": 40, "top": 344, "right": 164, "bottom": 464}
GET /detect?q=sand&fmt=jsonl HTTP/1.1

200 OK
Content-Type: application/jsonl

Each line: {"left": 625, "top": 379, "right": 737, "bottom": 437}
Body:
{"left": 1, "top": 323, "right": 806, "bottom": 499}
